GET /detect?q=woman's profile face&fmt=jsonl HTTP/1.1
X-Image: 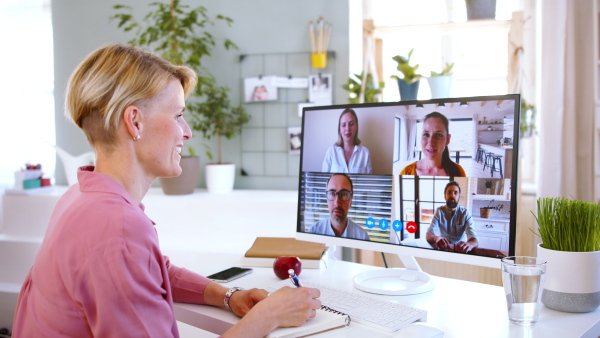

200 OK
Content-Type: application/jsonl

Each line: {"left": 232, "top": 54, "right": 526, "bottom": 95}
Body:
{"left": 421, "top": 117, "right": 450, "bottom": 160}
{"left": 339, "top": 112, "right": 357, "bottom": 146}
{"left": 137, "top": 79, "right": 192, "bottom": 179}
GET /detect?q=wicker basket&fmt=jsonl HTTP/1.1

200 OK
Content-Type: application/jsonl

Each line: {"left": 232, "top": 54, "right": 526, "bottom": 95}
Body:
{"left": 480, "top": 208, "right": 492, "bottom": 218}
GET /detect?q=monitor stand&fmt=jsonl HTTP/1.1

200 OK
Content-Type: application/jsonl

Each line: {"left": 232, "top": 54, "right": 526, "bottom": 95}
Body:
{"left": 352, "top": 254, "right": 434, "bottom": 295}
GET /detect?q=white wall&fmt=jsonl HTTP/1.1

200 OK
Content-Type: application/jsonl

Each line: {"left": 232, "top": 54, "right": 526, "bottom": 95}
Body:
{"left": 51, "top": 0, "right": 351, "bottom": 190}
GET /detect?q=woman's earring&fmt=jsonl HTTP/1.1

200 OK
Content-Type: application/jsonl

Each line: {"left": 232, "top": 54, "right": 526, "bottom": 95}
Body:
{"left": 133, "top": 134, "right": 141, "bottom": 141}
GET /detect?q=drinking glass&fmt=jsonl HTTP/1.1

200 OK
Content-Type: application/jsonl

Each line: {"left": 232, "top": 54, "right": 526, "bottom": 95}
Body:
{"left": 501, "top": 256, "right": 547, "bottom": 326}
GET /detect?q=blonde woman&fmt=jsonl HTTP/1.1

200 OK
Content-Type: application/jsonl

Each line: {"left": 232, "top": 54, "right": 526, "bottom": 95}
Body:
{"left": 12, "top": 44, "right": 320, "bottom": 337}
{"left": 322, "top": 108, "right": 372, "bottom": 174}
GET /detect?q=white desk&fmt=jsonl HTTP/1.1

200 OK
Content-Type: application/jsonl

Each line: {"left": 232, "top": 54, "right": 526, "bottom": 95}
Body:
{"left": 143, "top": 188, "right": 599, "bottom": 337}
{"left": 2, "top": 188, "right": 599, "bottom": 337}
{"left": 169, "top": 251, "right": 600, "bottom": 338}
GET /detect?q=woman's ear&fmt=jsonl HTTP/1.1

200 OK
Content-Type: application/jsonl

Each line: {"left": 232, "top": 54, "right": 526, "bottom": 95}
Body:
{"left": 123, "top": 105, "right": 142, "bottom": 140}
{"left": 446, "top": 134, "right": 452, "bottom": 146}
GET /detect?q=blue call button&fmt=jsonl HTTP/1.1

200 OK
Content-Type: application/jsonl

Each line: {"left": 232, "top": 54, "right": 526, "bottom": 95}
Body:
{"left": 392, "top": 220, "right": 403, "bottom": 232}
{"left": 365, "top": 217, "right": 376, "bottom": 229}
{"left": 379, "top": 219, "right": 389, "bottom": 230}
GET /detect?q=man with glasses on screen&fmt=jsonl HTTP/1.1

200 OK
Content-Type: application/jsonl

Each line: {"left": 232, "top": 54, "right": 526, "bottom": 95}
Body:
{"left": 426, "top": 181, "right": 478, "bottom": 253}
{"left": 308, "top": 174, "right": 370, "bottom": 240}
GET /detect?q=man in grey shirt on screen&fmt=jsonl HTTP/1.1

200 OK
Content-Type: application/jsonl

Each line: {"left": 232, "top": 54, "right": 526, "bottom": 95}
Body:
{"left": 308, "top": 173, "right": 370, "bottom": 240}
{"left": 426, "top": 181, "right": 478, "bottom": 253}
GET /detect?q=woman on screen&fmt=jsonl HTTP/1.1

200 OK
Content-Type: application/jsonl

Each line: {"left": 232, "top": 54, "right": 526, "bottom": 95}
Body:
{"left": 322, "top": 108, "right": 372, "bottom": 174}
{"left": 400, "top": 112, "right": 466, "bottom": 177}
{"left": 12, "top": 44, "right": 321, "bottom": 337}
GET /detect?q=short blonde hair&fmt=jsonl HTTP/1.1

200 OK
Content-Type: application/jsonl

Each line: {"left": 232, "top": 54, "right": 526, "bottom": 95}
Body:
{"left": 65, "top": 43, "right": 197, "bottom": 150}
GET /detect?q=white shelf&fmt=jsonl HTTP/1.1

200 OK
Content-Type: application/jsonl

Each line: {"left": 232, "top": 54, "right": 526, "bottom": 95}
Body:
{"left": 471, "top": 194, "right": 509, "bottom": 201}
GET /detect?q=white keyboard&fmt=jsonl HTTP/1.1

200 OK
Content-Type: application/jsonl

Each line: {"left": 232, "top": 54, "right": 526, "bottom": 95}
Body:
{"left": 267, "top": 279, "right": 427, "bottom": 332}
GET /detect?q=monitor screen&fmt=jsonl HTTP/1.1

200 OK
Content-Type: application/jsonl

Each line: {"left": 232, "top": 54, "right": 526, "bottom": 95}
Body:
{"left": 296, "top": 95, "right": 520, "bottom": 274}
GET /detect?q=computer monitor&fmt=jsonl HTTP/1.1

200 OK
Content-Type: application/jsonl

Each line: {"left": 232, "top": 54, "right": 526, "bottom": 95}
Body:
{"left": 296, "top": 94, "right": 520, "bottom": 295}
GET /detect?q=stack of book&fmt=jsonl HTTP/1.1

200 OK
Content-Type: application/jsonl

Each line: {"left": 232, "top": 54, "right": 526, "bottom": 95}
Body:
{"left": 241, "top": 237, "right": 328, "bottom": 269}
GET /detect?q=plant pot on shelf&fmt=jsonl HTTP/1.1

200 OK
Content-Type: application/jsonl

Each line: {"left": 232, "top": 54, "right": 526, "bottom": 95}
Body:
{"left": 480, "top": 208, "right": 492, "bottom": 218}
{"left": 427, "top": 75, "right": 453, "bottom": 99}
{"left": 466, "top": 0, "right": 497, "bottom": 20}
{"left": 397, "top": 79, "right": 420, "bottom": 101}
{"left": 537, "top": 244, "right": 600, "bottom": 313}
{"left": 159, "top": 156, "right": 200, "bottom": 195}
{"left": 205, "top": 163, "right": 235, "bottom": 193}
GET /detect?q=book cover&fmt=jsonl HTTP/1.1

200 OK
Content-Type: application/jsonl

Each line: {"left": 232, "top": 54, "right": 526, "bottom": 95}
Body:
{"left": 240, "top": 256, "right": 325, "bottom": 269}
{"left": 244, "top": 237, "right": 327, "bottom": 260}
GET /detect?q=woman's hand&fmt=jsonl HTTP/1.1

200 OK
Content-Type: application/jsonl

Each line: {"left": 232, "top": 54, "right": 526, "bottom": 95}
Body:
{"left": 263, "top": 286, "right": 322, "bottom": 327}
{"left": 228, "top": 288, "right": 269, "bottom": 317}
{"left": 221, "top": 286, "right": 321, "bottom": 338}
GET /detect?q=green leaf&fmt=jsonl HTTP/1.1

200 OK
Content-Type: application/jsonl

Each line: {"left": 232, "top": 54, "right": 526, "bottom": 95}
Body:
{"left": 341, "top": 72, "right": 385, "bottom": 104}
{"left": 112, "top": 0, "right": 247, "bottom": 164}
{"left": 391, "top": 48, "right": 422, "bottom": 82}
{"left": 532, "top": 197, "right": 600, "bottom": 252}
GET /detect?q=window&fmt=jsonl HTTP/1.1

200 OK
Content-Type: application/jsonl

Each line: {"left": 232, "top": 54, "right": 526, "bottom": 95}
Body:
{"left": 301, "top": 172, "right": 393, "bottom": 243}
{"left": 363, "top": 1, "right": 522, "bottom": 102}
{"left": 0, "top": 0, "right": 55, "bottom": 189}
{"left": 397, "top": 175, "right": 450, "bottom": 241}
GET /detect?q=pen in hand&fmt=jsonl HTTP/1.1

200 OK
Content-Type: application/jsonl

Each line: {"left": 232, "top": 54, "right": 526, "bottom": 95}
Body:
{"left": 288, "top": 269, "right": 302, "bottom": 287}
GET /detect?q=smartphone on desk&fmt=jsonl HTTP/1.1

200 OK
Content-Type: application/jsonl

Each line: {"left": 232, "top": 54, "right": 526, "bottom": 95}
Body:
{"left": 206, "top": 267, "right": 253, "bottom": 283}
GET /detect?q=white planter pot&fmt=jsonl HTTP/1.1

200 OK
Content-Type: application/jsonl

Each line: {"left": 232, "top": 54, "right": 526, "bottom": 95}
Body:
{"left": 427, "top": 75, "right": 453, "bottom": 99}
{"left": 537, "top": 244, "right": 600, "bottom": 312}
{"left": 205, "top": 163, "right": 235, "bottom": 194}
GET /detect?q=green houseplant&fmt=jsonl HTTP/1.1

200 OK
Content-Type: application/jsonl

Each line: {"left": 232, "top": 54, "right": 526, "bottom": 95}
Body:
{"left": 188, "top": 84, "right": 250, "bottom": 193}
{"left": 113, "top": 0, "right": 249, "bottom": 193}
{"left": 428, "top": 62, "right": 454, "bottom": 99}
{"left": 520, "top": 99, "right": 536, "bottom": 138}
{"left": 532, "top": 197, "right": 600, "bottom": 312}
{"left": 391, "top": 49, "right": 422, "bottom": 100}
{"left": 341, "top": 72, "right": 385, "bottom": 104}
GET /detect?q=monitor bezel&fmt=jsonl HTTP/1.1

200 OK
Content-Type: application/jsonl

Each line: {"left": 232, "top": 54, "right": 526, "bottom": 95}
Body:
{"left": 296, "top": 94, "right": 520, "bottom": 269}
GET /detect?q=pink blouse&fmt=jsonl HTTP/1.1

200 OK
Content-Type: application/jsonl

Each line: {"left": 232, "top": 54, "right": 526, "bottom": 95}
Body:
{"left": 13, "top": 167, "right": 213, "bottom": 337}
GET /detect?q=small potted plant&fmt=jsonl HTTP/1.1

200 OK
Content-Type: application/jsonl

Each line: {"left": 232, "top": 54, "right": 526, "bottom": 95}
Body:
{"left": 532, "top": 197, "right": 600, "bottom": 313}
{"left": 479, "top": 199, "right": 503, "bottom": 218}
{"left": 520, "top": 99, "right": 536, "bottom": 138}
{"left": 341, "top": 72, "right": 385, "bottom": 104}
{"left": 188, "top": 84, "right": 250, "bottom": 193}
{"left": 391, "top": 49, "right": 422, "bottom": 100}
{"left": 427, "top": 62, "right": 454, "bottom": 99}
{"left": 465, "top": 0, "right": 497, "bottom": 21}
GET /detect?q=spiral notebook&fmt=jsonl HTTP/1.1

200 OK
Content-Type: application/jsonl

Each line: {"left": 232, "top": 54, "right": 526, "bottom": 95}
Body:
{"left": 266, "top": 305, "right": 350, "bottom": 338}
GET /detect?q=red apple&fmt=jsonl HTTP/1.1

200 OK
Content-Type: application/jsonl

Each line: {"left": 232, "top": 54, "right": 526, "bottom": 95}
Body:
{"left": 273, "top": 256, "right": 302, "bottom": 280}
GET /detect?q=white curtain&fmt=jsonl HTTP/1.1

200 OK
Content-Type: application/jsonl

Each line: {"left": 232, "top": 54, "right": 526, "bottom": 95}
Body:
{"left": 405, "top": 118, "right": 418, "bottom": 161}
{"left": 537, "top": 0, "right": 595, "bottom": 201}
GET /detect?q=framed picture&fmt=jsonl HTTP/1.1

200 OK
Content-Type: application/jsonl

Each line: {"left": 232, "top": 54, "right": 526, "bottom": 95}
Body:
{"left": 308, "top": 73, "right": 332, "bottom": 105}
{"left": 244, "top": 76, "right": 278, "bottom": 102}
